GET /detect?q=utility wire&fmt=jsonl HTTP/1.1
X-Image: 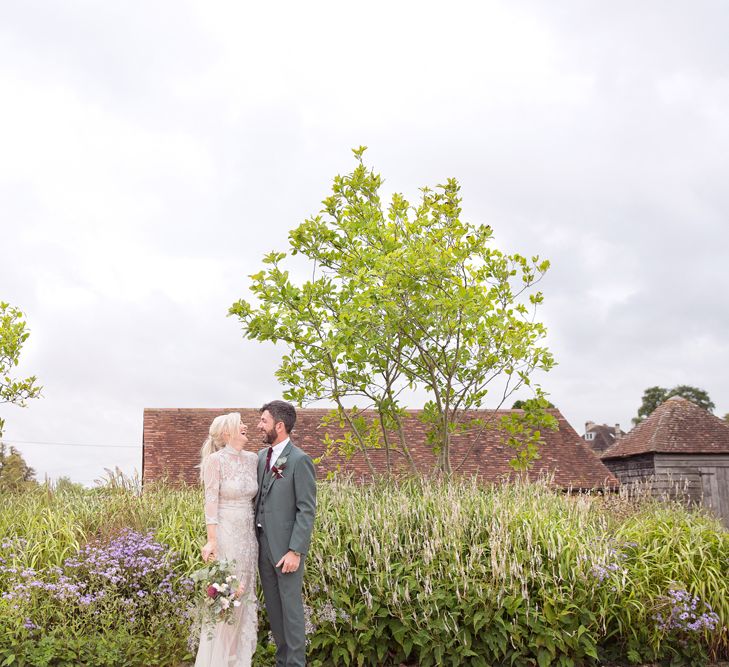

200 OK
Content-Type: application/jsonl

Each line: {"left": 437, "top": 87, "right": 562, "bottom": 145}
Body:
{"left": 2, "top": 439, "right": 139, "bottom": 449}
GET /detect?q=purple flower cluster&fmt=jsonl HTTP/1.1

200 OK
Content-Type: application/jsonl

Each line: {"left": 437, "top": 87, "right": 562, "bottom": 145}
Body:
{"left": 1, "top": 537, "right": 28, "bottom": 551}
{"left": 590, "top": 562, "right": 620, "bottom": 583}
{"left": 0, "top": 537, "right": 27, "bottom": 582}
{"left": 654, "top": 588, "right": 720, "bottom": 635}
{"left": 1, "top": 571, "right": 101, "bottom": 605}
{"left": 585, "top": 543, "right": 629, "bottom": 584}
{"left": 63, "top": 529, "right": 190, "bottom": 604}
{"left": 1, "top": 529, "right": 195, "bottom": 632}
{"left": 316, "top": 600, "right": 351, "bottom": 626}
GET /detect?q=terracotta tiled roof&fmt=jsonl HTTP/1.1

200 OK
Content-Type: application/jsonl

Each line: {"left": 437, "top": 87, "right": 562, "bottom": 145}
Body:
{"left": 601, "top": 397, "right": 729, "bottom": 460}
{"left": 143, "top": 407, "right": 617, "bottom": 490}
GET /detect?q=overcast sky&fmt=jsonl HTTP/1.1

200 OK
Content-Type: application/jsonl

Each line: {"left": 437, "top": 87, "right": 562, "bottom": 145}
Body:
{"left": 2, "top": 1, "right": 728, "bottom": 484}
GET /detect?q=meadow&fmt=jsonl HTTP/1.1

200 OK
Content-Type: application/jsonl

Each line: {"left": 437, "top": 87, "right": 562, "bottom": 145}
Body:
{"left": 0, "top": 475, "right": 727, "bottom": 666}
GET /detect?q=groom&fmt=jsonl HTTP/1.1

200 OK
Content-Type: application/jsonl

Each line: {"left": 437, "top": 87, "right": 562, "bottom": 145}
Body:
{"left": 255, "top": 400, "right": 317, "bottom": 667}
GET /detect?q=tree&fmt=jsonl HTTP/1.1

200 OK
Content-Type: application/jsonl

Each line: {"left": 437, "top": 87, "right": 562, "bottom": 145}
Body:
{"left": 0, "top": 302, "right": 42, "bottom": 438}
{"left": 0, "top": 442, "right": 36, "bottom": 492}
{"left": 231, "top": 149, "right": 556, "bottom": 475}
{"left": 52, "top": 476, "right": 85, "bottom": 493}
{"left": 512, "top": 399, "right": 554, "bottom": 409}
{"left": 633, "top": 384, "right": 715, "bottom": 425}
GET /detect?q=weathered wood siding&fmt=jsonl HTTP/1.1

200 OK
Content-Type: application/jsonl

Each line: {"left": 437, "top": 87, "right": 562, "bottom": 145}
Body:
{"left": 605, "top": 453, "right": 729, "bottom": 528}
{"left": 655, "top": 454, "right": 729, "bottom": 528}
{"left": 603, "top": 454, "right": 655, "bottom": 484}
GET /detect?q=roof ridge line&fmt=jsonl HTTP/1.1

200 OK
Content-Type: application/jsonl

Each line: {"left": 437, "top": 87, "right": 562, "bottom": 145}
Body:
{"left": 648, "top": 401, "right": 672, "bottom": 450}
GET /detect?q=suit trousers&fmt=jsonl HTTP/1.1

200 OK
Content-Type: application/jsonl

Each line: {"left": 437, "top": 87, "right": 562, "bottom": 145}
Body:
{"left": 258, "top": 529, "right": 306, "bottom": 667}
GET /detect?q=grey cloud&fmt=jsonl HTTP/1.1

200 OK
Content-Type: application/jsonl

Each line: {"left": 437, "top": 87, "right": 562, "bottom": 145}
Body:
{"left": 2, "top": 1, "right": 729, "bottom": 482}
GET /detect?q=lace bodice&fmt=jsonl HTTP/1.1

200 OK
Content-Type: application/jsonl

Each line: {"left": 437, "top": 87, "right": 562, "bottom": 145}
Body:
{"left": 202, "top": 446, "right": 258, "bottom": 525}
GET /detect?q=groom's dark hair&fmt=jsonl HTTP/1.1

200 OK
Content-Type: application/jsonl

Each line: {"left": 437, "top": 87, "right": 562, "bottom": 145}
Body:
{"left": 260, "top": 400, "right": 297, "bottom": 434}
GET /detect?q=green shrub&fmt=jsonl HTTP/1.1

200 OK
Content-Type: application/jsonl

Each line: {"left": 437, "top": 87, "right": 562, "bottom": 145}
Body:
{"left": 1, "top": 477, "right": 726, "bottom": 666}
{"left": 0, "top": 530, "right": 194, "bottom": 667}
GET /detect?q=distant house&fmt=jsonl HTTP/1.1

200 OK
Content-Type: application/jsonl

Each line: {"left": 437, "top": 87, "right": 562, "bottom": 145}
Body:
{"left": 142, "top": 407, "right": 617, "bottom": 491}
{"left": 583, "top": 422, "right": 627, "bottom": 454}
{"left": 601, "top": 397, "right": 729, "bottom": 527}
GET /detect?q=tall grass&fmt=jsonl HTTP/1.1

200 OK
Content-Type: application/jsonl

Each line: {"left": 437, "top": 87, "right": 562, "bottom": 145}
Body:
{"left": 0, "top": 474, "right": 202, "bottom": 574}
{"left": 1, "top": 476, "right": 726, "bottom": 666}
{"left": 305, "top": 478, "right": 728, "bottom": 665}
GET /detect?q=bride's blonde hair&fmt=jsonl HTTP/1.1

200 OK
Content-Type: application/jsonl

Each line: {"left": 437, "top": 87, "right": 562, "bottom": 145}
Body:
{"left": 199, "top": 412, "right": 241, "bottom": 481}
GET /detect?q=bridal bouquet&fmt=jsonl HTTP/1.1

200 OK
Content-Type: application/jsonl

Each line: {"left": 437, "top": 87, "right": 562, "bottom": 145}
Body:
{"left": 190, "top": 559, "right": 242, "bottom": 634}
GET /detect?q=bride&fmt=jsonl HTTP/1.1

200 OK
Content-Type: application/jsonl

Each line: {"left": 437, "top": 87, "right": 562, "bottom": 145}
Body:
{"left": 195, "top": 413, "right": 259, "bottom": 667}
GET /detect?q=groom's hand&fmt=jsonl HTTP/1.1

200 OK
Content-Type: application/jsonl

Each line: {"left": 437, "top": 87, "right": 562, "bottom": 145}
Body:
{"left": 276, "top": 550, "right": 301, "bottom": 574}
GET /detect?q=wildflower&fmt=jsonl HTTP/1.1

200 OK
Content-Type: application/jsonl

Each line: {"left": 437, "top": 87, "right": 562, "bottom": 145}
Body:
{"left": 318, "top": 600, "right": 338, "bottom": 624}
{"left": 304, "top": 603, "right": 316, "bottom": 635}
{"left": 654, "top": 588, "right": 720, "bottom": 636}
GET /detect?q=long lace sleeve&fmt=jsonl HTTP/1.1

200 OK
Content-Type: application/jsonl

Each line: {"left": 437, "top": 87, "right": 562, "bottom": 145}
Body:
{"left": 202, "top": 454, "right": 220, "bottom": 525}
{"left": 248, "top": 456, "right": 259, "bottom": 506}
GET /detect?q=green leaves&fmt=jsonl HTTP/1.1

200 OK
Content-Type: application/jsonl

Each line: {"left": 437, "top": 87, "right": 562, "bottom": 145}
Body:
{"left": 230, "top": 150, "right": 555, "bottom": 474}
{"left": 633, "top": 384, "right": 715, "bottom": 425}
{"left": 500, "top": 394, "right": 559, "bottom": 471}
{"left": 2, "top": 478, "right": 728, "bottom": 665}
{"left": 351, "top": 145, "right": 368, "bottom": 160}
{"left": 0, "top": 302, "right": 42, "bottom": 438}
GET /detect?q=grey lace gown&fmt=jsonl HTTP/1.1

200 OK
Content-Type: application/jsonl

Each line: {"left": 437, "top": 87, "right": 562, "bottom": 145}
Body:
{"left": 196, "top": 446, "right": 259, "bottom": 667}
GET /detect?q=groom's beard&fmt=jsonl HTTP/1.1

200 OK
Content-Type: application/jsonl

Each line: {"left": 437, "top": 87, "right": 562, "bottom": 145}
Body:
{"left": 262, "top": 427, "right": 277, "bottom": 445}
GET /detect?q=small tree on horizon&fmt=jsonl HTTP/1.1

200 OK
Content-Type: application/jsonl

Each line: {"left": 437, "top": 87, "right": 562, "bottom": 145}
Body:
{"left": 0, "top": 442, "right": 37, "bottom": 492}
{"left": 633, "top": 384, "right": 715, "bottom": 425}
{"left": 230, "top": 148, "right": 556, "bottom": 475}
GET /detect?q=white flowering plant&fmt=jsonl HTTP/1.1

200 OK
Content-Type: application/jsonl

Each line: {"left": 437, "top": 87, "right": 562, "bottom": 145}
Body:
{"left": 190, "top": 559, "right": 241, "bottom": 635}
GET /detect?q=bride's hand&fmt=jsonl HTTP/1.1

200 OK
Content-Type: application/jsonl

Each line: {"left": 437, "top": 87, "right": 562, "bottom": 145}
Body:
{"left": 201, "top": 541, "right": 217, "bottom": 562}
{"left": 234, "top": 582, "right": 245, "bottom": 598}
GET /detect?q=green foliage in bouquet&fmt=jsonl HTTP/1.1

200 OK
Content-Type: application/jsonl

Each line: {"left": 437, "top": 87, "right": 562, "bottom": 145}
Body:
{"left": 190, "top": 558, "right": 243, "bottom": 639}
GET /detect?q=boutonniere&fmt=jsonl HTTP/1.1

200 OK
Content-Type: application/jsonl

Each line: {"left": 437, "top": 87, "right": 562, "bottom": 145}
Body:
{"left": 271, "top": 456, "right": 288, "bottom": 480}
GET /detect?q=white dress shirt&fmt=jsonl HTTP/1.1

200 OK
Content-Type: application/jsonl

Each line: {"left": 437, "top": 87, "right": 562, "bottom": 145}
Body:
{"left": 269, "top": 438, "right": 289, "bottom": 469}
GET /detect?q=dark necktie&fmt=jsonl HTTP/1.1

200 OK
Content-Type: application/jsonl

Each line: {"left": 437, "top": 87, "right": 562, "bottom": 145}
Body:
{"left": 265, "top": 446, "right": 273, "bottom": 472}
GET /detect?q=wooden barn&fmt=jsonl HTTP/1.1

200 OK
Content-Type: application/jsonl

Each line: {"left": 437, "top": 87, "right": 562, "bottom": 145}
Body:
{"left": 601, "top": 396, "right": 729, "bottom": 527}
{"left": 142, "top": 407, "right": 617, "bottom": 491}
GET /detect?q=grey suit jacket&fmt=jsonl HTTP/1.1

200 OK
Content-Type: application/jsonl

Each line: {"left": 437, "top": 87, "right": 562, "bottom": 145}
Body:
{"left": 255, "top": 440, "right": 316, "bottom": 564}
